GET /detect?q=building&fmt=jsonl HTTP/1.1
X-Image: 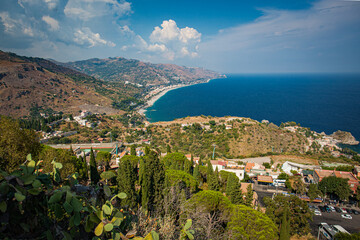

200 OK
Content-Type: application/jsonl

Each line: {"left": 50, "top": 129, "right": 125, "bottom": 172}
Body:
{"left": 313, "top": 169, "right": 359, "bottom": 193}
{"left": 281, "top": 161, "right": 319, "bottom": 175}
{"left": 353, "top": 165, "right": 360, "bottom": 178}
{"left": 210, "top": 160, "right": 245, "bottom": 180}
{"left": 257, "top": 175, "right": 273, "bottom": 185}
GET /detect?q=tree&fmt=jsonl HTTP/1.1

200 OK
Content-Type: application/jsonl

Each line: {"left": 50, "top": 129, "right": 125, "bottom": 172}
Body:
{"left": 39, "top": 146, "right": 76, "bottom": 179}
{"left": 245, "top": 184, "right": 254, "bottom": 207}
{"left": 75, "top": 155, "right": 88, "bottom": 181}
{"left": 166, "top": 144, "right": 171, "bottom": 153}
{"left": 308, "top": 183, "right": 322, "bottom": 201}
{"left": 96, "top": 151, "right": 111, "bottom": 170}
{"left": 225, "top": 173, "right": 244, "bottom": 204}
{"left": 318, "top": 176, "right": 351, "bottom": 201}
{"left": 90, "top": 148, "right": 100, "bottom": 184}
{"left": 184, "top": 157, "right": 193, "bottom": 175}
{"left": 279, "top": 208, "right": 290, "bottom": 240}
{"left": 140, "top": 152, "right": 165, "bottom": 212}
{"left": 163, "top": 152, "right": 187, "bottom": 171}
{"left": 182, "top": 190, "right": 232, "bottom": 239}
{"left": 193, "top": 164, "right": 200, "bottom": 182}
{"left": 0, "top": 117, "right": 41, "bottom": 172}
{"left": 145, "top": 146, "right": 150, "bottom": 155}
{"left": 165, "top": 169, "right": 198, "bottom": 193}
{"left": 278, "top": 173, "right": 289, "bottom": 180}
{"left": 131, "top": 145, "right": 136, "bottom": 156}
{"left": 227, "top": 205, "right": 278, "bottom": 240}
{"left": 207, "top": 161, "right": 219, "bottom": 191}
{"left": 263, "top": 194, "right": 312, "bottom": 236}
{"left": 117, "top": 155, "right": 138, "bottom": 209}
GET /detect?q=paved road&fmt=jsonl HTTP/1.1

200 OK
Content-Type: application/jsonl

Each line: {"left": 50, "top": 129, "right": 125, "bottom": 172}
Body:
{"left": 310, "top": 211, "right": 360, "bottom": 234}
{"left": 48, "top": 142, "right": 120, "bottom": 149}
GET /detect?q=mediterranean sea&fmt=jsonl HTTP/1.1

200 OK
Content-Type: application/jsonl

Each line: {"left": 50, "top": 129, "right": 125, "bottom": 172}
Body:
{"left": 145, "top": 74, "right": 360, "bottom": 151}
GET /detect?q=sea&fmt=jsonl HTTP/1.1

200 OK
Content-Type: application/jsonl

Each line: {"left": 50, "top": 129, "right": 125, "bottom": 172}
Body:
{"left": 145, "top": 74, "right": 360, "bottom": 152}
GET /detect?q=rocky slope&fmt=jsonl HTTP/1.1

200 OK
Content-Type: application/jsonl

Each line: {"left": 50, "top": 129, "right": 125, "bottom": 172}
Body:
{"left": 331, "top": 130, "right": 359, "bottom": 145}
{"left": 65, "top": 57, "right": 224, "bottom": 86}
{"left": 0, "top": 51, "right": 117, "bottom": 117}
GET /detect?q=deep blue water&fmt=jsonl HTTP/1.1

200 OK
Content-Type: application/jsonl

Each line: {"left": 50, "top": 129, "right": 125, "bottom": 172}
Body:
{"left": 145, "top": 74, "right": 360, "bottom": 146}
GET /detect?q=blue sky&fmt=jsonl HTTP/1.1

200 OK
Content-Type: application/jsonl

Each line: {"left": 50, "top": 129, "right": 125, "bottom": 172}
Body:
{"left": 0, "top": 0, "right": 359, "bottom": 73}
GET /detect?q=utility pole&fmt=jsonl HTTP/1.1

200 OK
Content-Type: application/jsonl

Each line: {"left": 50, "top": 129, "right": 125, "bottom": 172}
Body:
{"left": 212, "top": 144, "right": 216, "bottom": 160}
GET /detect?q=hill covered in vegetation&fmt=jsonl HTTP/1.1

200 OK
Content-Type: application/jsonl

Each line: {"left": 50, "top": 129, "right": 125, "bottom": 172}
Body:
{"left": 66, "top": 57, "right": 224, "bottom": 86}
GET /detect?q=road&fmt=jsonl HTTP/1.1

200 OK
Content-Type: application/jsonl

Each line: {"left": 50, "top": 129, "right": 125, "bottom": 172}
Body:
{"left": 48, "top": 142, "right": 121, "bottom": 149}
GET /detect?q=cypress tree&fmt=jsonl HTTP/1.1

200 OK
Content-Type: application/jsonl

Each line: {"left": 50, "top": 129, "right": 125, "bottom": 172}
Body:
{"left": 207, "top": 161, "right": 219, "bottom": 191}
{"left": 184, "top": 159, "right": 193, "bottom": 175}
{"left": 279, "top": 208, "right": 290, "bottom": 240}
{"left": 90, "top": 148, "right": 100, "bottom": 184}
{"left": 140, "top": 152, "right": 165, "bottom": 212}
{"left": 226, "top": 174, "right": 244, "bottom": 204}
{"left": 167, "top": 144, "right": 171, "bottom": 153}
{"left": 245, "top": 184, "right": 254, "bottom": 207}
{"left": 145, "top": 146, "right": 150, "bottom": 155}
{"left": 130, "top": 145, "right": 136, "bottom": 156}
{"left": 193, "top": 164, "right": 200, "bottom": 182}
{"left": 117, "top": 156, "right": 137, "bottom": 209}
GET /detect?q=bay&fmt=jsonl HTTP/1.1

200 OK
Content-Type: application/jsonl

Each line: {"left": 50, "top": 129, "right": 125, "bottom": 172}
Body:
{"left": 145, "top": 74, "right": 360, "bottom": 143}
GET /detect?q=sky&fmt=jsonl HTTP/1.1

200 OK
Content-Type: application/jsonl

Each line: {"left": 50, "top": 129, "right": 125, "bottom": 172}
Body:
{"left": 0, "top": 0, "right": 359, "bottom": 73}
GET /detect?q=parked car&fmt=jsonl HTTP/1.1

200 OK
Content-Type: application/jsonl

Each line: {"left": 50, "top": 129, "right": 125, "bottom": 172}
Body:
{"left": 329, "top": 206, "right": 336, "bottom": 212}
{"left": 334, "top": 207, "right": 342, "bottom": 213}
{"left": 341, "top": 208, "right": 347, "bottom": 213}
{"left": 345, "top": 209, "right": 353, "bottom": 214}
{"left": 353, "top": 210, "right": 359, "bottom": 215}
{"left": 319, "top": 206, "right": 326, "bottom": 212}
{"left": 341, "top": 214, "right": 352, "bottom": 219}
{"left": 325, "top": 206, "right": 331, "bottom": 213}
{"left": 314, "top": 210, "right": 322, "bottom": 216}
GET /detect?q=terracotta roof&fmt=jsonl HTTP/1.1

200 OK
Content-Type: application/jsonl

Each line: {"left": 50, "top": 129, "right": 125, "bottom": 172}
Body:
{"left": 245, "top": 162, "right": 255, "bottom": 172}
{"left": 257, "top": 175, "right": 273, "bottom": 183}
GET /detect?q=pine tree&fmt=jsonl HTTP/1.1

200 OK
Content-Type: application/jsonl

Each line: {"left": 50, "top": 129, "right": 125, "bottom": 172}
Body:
{"left": 245, "top": 184, "right": 254, "bottom": 207}
{"left": 226, "top": 173, "right": 244, "bottom": 204}
{"left": 90, "top": 148, "right": 100, "bottom": 184}
{"left": 184, "top": 159, "right": 193, "bottom": 175}
{"left": 117, "top": 156, "right": 138, "bottom": 209}
{"left": 167, "top": 144, "right": 171, "bottom": 153}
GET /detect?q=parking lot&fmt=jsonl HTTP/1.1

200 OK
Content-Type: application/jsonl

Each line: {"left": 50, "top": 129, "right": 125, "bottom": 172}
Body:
{"left": 310, "top": 208, "right": 360, "bottom": 235}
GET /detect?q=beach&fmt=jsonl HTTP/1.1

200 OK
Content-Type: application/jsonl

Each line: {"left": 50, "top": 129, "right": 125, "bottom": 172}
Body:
{"left": 137, "top": 84, "right": 188, "bottom": 115}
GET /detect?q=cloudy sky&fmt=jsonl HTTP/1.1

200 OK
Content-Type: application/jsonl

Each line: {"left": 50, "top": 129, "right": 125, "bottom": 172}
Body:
{"left": 0, "top": 0, "right": 359, "bottom": 73}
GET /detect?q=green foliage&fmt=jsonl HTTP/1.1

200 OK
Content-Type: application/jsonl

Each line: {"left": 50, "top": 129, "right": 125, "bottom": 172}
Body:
{"left": 39, "top": 145, "right": 77, "bottom": 179}
{"left": 278, "top": 173, "right": 289, "bottom": 180}
{"left": 75, "top": 155, "right": 88, "bottom": 181}
{"left": 90, "top": 148, "right": 100, "bottom": 185}
{"left": 318, "top": 176, "right": 352, "bottom": 201}
{"left": 140, "top": 152, "right": 165, "bottom": 212}
{"left": 192, "top": 164, "right": 200, "bottom": 182}
{"left": 117, "top": 155, "right": 139, "bottom": 209}
{"left": 165, "top": 169, "right": 198, "bottom": 193}
{"left": 206, "top": 161, "right": 220, "bottom": 191}
{"left": 0, "top": 116, "right": 41, "bottom": 172}
{"left": 184, "top": 190, "right": 232, "bottom": 214}
{"left": 264, "top": 194, "right": 312, "bottom": 236}
{"left": 96, "top": 151, "right": 112, "bottom": 169}
{"left": 163, "top": 152, "right": 188, "bottom": 171}
{"left": 180, "top": 219, "right": 195, "bottom": 240}
{"left": 131, "top": 145, "right": 136, "bottom": 156}
{"left": 279, "top": 208, "right": 290, "bottom": 240}
{"left": 334, "top": 232, "right": 360, "bottom": 240}
{"left": 307, "top": 183, "right": 322, "bottom": 201}
{"left": 244, "top": 184, "right": 254, "bottom": 207}
{"left": 225, "top": 173, "right": 244, "bottom": 204}
{"left": 226, "top": 205, "right": 278, "bottom": 240}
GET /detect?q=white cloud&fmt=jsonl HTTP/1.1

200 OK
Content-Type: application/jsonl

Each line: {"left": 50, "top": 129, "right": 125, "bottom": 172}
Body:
{"left": 0, "top": 12, "right": 18, "bottom": 33}
{"left": 42, "top": 15, "right": 59, "bottom": 31}
{"left": 144, "top": 19, "right": 201, "bottom": 60}
{"left": 74, "top": 27, "right": 115, "bottom": 48}
{"left": 64, "top": 0, "right": 131, "bottom": 21}
{"left": 43, "top": 0, "right": 59, "bottom": 10}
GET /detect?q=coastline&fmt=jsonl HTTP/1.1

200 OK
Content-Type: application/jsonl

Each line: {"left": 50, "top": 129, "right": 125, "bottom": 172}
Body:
{"left": 137, "top": 78, "right": 219, "bottom": 116}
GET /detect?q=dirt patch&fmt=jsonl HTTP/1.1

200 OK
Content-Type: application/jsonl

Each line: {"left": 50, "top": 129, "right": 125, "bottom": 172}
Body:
{"left": 271, "top": 155, "right": 319, "bottom": 166}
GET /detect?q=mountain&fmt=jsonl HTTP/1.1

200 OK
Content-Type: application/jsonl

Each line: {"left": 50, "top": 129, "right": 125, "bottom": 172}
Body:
{"left": 0, "top": 51, "right": 129, "bottom": 117}
{"left": 65, "top": 57, "right": 224, "bottom": 86}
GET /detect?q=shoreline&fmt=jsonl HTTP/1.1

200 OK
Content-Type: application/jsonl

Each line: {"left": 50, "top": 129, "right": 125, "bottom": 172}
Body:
{"left": 137, "top": 78, "right": 218, "bottom": 116}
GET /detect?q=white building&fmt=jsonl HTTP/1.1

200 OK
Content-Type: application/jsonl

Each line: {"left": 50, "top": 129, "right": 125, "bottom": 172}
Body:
{"left": 281, "top": 161, "right": 318, "bottom": 175}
